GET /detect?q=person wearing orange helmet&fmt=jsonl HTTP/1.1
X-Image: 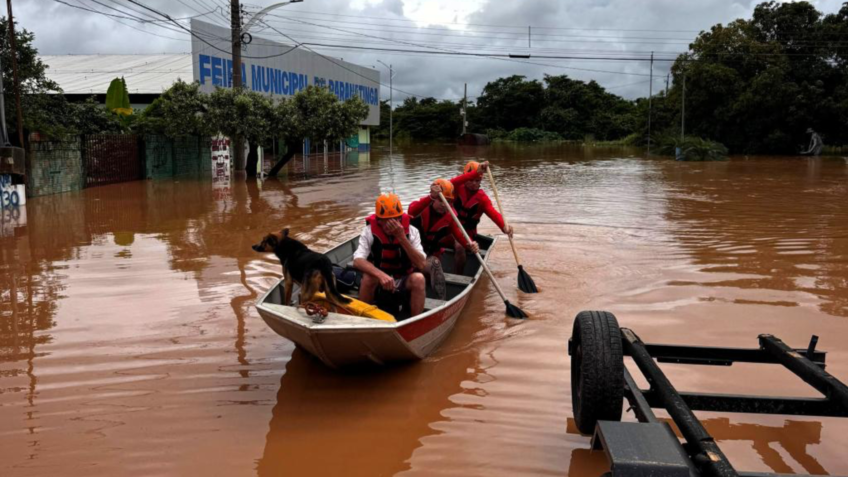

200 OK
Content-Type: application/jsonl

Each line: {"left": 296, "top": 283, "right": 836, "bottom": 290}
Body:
{"left": 353, "top": 193, "right": 428, "bottom": 317}
{"left": 408, "top": 179, "right": 481, "bottom": 299}
{"left": 449, "top": 160, "right": 513, "bottom": 274}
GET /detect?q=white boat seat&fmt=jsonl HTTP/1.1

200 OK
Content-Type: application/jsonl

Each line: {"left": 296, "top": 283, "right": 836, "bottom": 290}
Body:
{"left": 423, "top": 297, "right": 446, "bottom": 310}
{"left": 443, "top": 273, "right": 473, "bottom": 285}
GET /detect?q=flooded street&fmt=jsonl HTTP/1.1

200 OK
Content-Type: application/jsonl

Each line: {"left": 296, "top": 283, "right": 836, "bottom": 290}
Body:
{"left": 2, "top": 145, "right": 848, "bottom": 476}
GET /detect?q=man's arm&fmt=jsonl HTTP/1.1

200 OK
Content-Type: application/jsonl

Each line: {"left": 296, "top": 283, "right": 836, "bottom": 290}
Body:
{"left": 352, "top": 227, "right": 394, "bottom": 290}
{"left": 400, "top": 227, "right": 427, "bottom": 271}
{"left": 481, "top": 195, "right": 506, "bottom": 231}
{"left": 449, "top": 161, "right": 489, "bottom": 187}
{"left": 408, "top": 196, "right": 431, "bottom": 217}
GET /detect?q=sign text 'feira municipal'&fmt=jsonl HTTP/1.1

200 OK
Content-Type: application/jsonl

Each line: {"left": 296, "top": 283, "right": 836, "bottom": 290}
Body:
{"left": 191, "top": 20, "right": 380, "bottom": 126}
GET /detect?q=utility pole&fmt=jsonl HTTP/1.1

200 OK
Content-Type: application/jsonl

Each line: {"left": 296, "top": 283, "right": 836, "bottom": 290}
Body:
{"left": 230, "top": 0, "right": 245, "bottom": 171}
{"left": 665, "top": 73, "right": 670, "bottom": 96}
{"left": 681, "top": 68, "right": 686, "bottom": 140}
{"left": 647, "top": 51, "right": 653, "bottom": 156}
{"left": 528, "top": 26, "right": 531, "bottom": 49}
{"left": 377, "top": 60, "right": 394, "bottom": 160}
{"left": 6, "top": 0, "right": 23, "bottom": 149}
{"left": 461, "top": 83, "right": 467, "bottom": 135}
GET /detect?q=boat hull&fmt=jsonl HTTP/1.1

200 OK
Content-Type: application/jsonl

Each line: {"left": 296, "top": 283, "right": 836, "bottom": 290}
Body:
{"left": 255, "top": 235, "right": 496, "bottom": 368}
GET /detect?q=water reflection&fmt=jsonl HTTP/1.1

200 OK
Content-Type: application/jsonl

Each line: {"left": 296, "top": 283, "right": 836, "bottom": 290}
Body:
{"left": 258, "top": 304, "right": 491, "bottom": 477}
{"left": 2, "top": 147, "right": 848, "bottom": 476}
{"left": 662, "top": 158, "right": 848, "bottom": 317}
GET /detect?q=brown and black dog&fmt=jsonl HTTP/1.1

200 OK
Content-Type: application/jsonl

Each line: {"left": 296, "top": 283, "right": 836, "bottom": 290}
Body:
{"left": 252, "top": 229, "right": 351, "bottom": 309}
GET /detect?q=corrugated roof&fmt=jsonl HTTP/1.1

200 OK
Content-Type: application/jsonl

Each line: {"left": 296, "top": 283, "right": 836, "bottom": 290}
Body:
{"left": 41, "top": 54, "right": 193, "bottom": 95}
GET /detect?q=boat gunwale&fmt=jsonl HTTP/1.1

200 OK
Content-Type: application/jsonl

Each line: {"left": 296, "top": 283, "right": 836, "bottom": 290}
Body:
{"left": 255, "top": 235, "right": 498, "bottom": 332}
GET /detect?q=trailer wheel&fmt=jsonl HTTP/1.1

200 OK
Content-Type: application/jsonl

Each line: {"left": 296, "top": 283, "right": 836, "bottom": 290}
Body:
{"left": 571, "top": 310, "right": 624, "bottom": 435}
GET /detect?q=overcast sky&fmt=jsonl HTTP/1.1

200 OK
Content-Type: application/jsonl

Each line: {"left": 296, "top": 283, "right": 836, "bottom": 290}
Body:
{"left": 15, "top": 0, "right": 848, "bottom": 102}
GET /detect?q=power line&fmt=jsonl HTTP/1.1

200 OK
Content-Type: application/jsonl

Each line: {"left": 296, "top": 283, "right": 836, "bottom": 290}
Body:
{"left": 279, "top": 16, "right": 657, "bottom": 77}
{"left": 245, "top": 6, "right": 705, "bottom": 33}
{"left": 261, "top": 14, "right": 698, "bottom": 43}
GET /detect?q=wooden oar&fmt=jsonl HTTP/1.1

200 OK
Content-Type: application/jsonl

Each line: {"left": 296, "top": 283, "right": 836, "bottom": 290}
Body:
{"left": 485, "top": 168, "right": 539, "bottom": 293}
{"left": 438, "top": 192, "right": 527, "bottom": 319}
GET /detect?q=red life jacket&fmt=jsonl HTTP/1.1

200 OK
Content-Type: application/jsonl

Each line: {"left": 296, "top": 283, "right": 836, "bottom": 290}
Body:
{"left": 453, "top": 186, "right": 486, "bottom": 234}
{"left": 366, "top": 213, "right": 414, "bottom": 278}
{"left": 411, "top": 203, "right": 455, "bottom": 256}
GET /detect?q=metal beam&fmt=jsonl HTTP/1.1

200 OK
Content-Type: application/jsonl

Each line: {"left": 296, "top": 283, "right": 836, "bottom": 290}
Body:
{"left": 760, "top": 334, "right": 848, "bottom": 409}
{"left": 622, "top": 328, "right": 739, "bottom": 477}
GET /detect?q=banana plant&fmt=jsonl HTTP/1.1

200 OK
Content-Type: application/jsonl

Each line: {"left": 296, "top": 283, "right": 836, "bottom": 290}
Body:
{"left": 106, "top": 77, "right": 133, "bottom": 116}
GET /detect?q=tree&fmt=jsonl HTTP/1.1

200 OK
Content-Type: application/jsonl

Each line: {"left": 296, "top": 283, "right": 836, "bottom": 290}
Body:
{"left": 651, "top": 1, "right": 848, "bottom": 153}
{"left": 541, "top": 75, "right": 637, "bottom": 140}
{"left": 206, "top": 87, "right": 275, "bottom": 176}
{"left": 0, "top": 16, "right": 64, "bottom": 143}
{"left": 474, "top": 75, "right": 545, "bottom": 131}
{"left": 267, "top": 85, "right": 368, "bottom": 176}
{"left": 393, "top": 97, "right": 462, "bottom": 141}
{"left": 138, "top": 80, "right": 211, "bottom": 138}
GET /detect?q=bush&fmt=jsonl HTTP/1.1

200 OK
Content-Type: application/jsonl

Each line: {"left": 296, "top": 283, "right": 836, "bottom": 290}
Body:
{"left": 504, "top": 127, "right": 562, "bottom": 142}
{"left": 656, "top": 135, "right": 728, "bottom": 161}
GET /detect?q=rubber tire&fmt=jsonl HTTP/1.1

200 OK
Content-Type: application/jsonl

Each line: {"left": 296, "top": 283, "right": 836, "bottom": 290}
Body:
{"left": 571, "top": 310, "right": 624, "bottom": 435}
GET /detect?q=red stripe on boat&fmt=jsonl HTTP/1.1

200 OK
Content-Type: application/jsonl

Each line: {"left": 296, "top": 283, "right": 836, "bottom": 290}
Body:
{"left": 398, "top": 297, "right": 467, "bottom": 342}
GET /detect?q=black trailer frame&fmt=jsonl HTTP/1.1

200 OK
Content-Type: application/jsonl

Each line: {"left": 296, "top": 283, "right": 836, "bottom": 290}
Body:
{"left": 567, "top": 311, "right": 848, "bottom": 477}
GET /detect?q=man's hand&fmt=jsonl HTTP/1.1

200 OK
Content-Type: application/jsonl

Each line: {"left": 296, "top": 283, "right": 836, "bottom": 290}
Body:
{"left": 504, "top": 224, "right": 514, "bottom": 239}
{"left": 479, "top": 161, "right": 490, "bottom": 174}
{"left": 429, "top": 183, "right": 442, "bottom": 200}
{"left": 384, "top": 218, "right": 405, "bottom": 239}
{"left": 468, "top": 241, "right": 480, "bottom": 254}
{"left": 377, "top": 271, "right": 395, "bottom": 291}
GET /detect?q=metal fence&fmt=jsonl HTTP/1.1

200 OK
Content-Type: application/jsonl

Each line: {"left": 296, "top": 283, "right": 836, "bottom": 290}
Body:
{"left": 82, "top": 135, "right": 144, "bottom": 188}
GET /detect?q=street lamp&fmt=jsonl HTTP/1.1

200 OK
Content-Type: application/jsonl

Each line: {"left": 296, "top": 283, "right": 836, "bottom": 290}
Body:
{"left": 242, "top": 0, "right": 304, "bottom": 38}
{"left": 376, "top": 60, "right": 395, "bottom": 160}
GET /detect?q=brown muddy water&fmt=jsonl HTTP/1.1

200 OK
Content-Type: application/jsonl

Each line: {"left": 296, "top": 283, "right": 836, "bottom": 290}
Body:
{"left": 2, "top": 145, "right": 848, "bottom": 476}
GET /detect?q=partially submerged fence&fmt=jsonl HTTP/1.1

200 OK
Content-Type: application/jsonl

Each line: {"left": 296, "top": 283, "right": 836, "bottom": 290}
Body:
{"left": 27, "top": 135, "right": 211, "bottom": 198}
{"left": 83, "top": 135, "right": 143, "bottom": 188}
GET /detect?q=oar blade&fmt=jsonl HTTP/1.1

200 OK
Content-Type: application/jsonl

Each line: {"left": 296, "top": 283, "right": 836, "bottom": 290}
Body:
{"left": 505, "top": 300, "right": 528, "bottom": 319}
{"left": 517, "top": 265, "right": 539, "bottom": 294}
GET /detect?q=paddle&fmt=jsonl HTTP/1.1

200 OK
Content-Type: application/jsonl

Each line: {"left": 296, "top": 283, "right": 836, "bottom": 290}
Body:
{"left": 485, "top": 168, "right": 539, "bottom": 293}
{"left": 437, "top": 192, "right": 528, "bottom": 319}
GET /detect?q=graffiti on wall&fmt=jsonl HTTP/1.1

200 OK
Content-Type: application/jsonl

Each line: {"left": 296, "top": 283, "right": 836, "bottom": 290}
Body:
{"left": 211, "top": 136, "right": 231, "bottom": 202}
{"left": 0, "top": 174, "right": 26, "bottom": 237}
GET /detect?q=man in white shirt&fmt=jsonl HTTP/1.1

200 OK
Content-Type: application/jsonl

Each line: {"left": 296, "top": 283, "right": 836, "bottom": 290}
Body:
{"left": 353, "top": 193, "right": 428, "bottom": 317}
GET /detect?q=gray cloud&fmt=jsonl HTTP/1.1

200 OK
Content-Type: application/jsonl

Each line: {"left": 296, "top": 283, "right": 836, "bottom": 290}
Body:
{"left": 18, "top": 0, "right": 848, "bottom": 102}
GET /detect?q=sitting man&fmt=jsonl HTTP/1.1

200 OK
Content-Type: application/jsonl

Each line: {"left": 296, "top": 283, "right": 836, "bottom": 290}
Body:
{"left": 353, "top": 193, "right": 428, "bottom": 317}
{"left": 408, "top": 179, "right": 480, "bottom": 299}
{"left": 450, "top": 160, "right": 513, "bottom": 274}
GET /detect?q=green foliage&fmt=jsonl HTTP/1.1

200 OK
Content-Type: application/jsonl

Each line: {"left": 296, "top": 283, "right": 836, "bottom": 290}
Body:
{"left": 138, "top": 80, "right": 210, "bottom": 138}
{"left": 499, "top": 127, "right": 562, "bottom": 143}
{"left": 105, "top": 77, "right": 132, "bottom": 116}
{"left": 656, "top": 135, "right": 729, "bottom": 161}
{"left": 276, "top": 85, "right": 368, "bottom": 143}
{"left": 474, "top": 75, "right": 545, "bottom": 131}
{"left": 647, "top": 1, "right": 848, "bottom": 153}
{"left": 0, "top": 16, "right": 63, "bottom": 141}
{"left": 372, "top": 100, "right": 391, "bottom": 140}
{"left": 540, "top": 75, "right": 637, "bottom": 140}
{"left": 71, "top": 97, "right": 127, "bottom": 134}
{"left": 206, "top": 87, "right": 275, "bottom": 144}
{"left": 390, "top": 97, "right": 462, "bottom": 141}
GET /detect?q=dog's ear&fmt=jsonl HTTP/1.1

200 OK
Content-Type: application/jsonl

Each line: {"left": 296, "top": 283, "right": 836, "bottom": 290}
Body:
{"left": 282, "top": 228, "right": 290, "bottom": 238}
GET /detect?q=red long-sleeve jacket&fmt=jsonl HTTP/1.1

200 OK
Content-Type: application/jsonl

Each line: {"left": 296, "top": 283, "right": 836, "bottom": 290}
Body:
{"left": 408, "top": 195, "right": 470, "bottom": 254}
{"left": 450, "top": 170, "right": 506, "bottom": 235}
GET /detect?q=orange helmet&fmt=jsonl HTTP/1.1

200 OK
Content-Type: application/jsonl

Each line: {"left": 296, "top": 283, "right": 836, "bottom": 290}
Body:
{"left": 375, "top": 193, "right": 404, "bottom": 219}
{"left": 463, "top": 161, "right": 480, "bottom": 174}
{"left": 433, "top": 178, "right": 455, "bottom": 200}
